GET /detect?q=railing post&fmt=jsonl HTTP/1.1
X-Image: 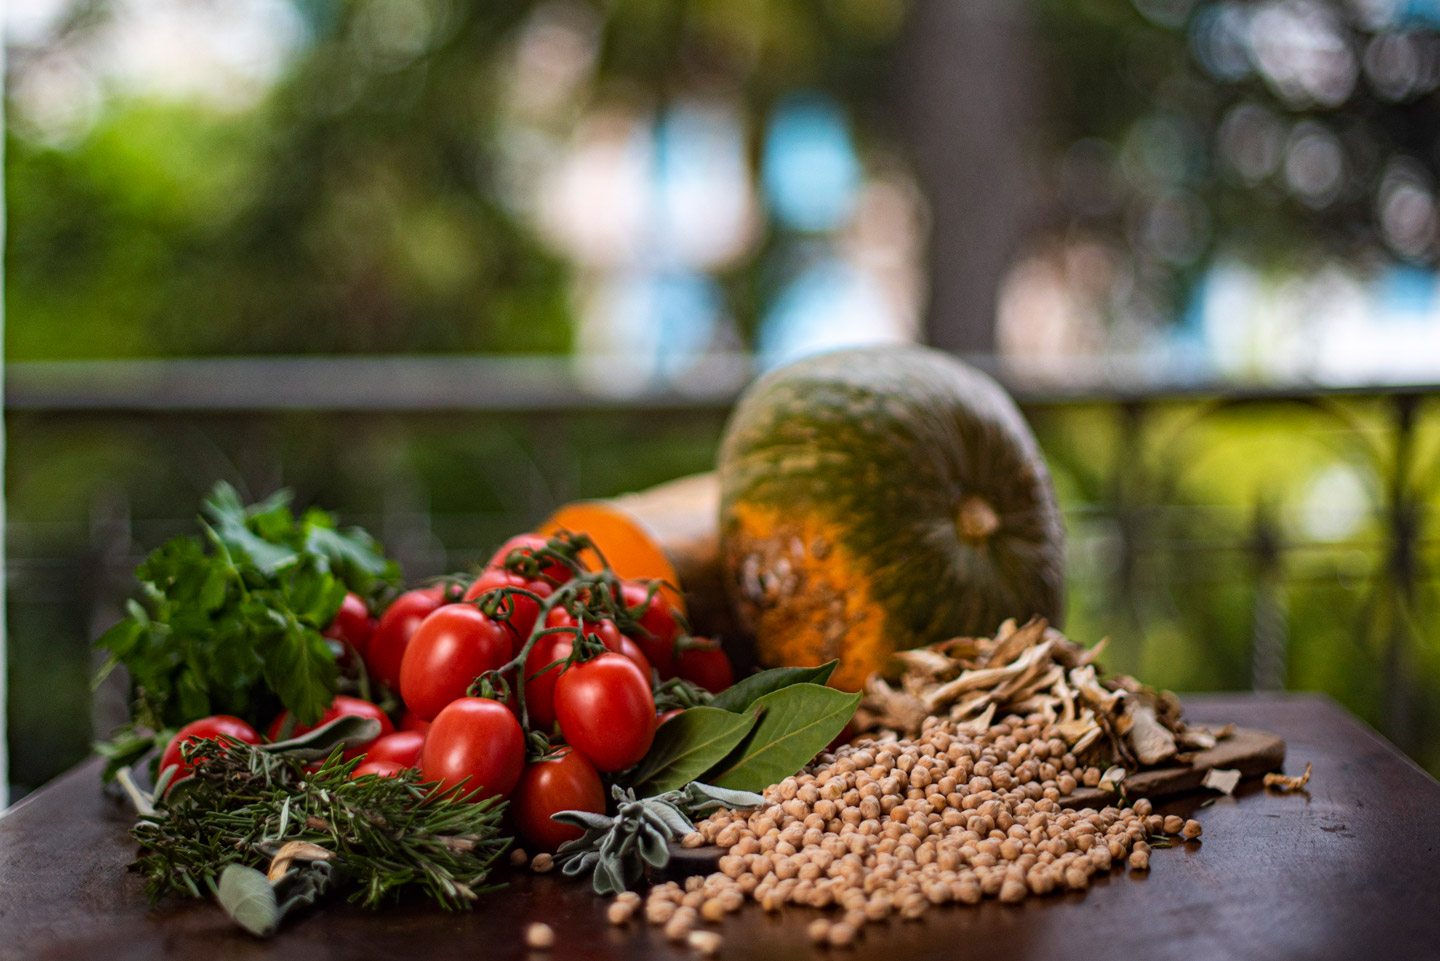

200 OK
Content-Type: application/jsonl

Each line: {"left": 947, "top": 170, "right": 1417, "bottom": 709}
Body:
{"left": 1382, "top": 393, "right": 1420, "bottom": 751}
{"left": 1250, "top": 496, "right": 1288, "bottom": 691}
{"left": 1110, "top": 400, "right": 1147, "bottom": 639}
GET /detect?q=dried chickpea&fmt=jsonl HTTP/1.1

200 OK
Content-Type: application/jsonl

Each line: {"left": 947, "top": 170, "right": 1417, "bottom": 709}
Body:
{"left": 688, "top": 931, "right": 723, "bottom": 957}
{"left": 525, "top": 923, "right": 555, "bottom": 950}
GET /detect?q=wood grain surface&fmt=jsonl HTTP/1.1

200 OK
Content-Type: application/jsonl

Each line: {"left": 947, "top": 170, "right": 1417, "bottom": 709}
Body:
{"left": 1, "top": 694, "right": 1436, "bottom": 961}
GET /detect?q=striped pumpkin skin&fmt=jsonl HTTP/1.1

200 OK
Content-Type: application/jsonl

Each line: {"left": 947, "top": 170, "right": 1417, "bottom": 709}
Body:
{"left": 717, "top": 345, "right": 1065, "bottom": 691}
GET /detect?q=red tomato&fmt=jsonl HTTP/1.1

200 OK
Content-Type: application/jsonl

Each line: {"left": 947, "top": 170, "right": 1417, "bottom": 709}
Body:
{"left": 420, "top": 697, "right": 525, "bottom": 800}
{"left": 618, "top": 636, "right": 654, "bottom": 690}
{"left": 399, "top": 709, "right": 432, "bottom": 735}
{"left": 675, "top": 640, "right": 734, "bottom": 694}
{"left": 463, "top": 568, "right": 553, "bottom": 654}
{"left": 352, "top": 759, "right": 407, "bottom": 779}
{"left": 160, "top": 715, "right": 261, "bottom": 779}
{"left": 267, "top": 695, "right": 394, "bottom": 759}
{"left": 323, "top": 592, "right": 375, "bottom": 657}
{"left": 522, "top": 619, "right": 623, "bottom": 731}
{"left": 657, "top": 708, "right": 683, "bottom": 726}
{"left": 368, "top": 587, "right": 448, "bottom": 690}
{"left": 361, "top": 730, "right": 425, "bottom": 768}
{"left": 487, "top": 533, "right": 576, "bottom": 585}
{"left": 400, "top": 606, "right": 513, "bottom": 721}
{"left": 619, "top": 581, "right": 683, "bottom": 679}
{"left": 510, "top": 747, "right": 606, "bottom": 851}
{"left": 554, "top": 653, "right": 657, "bottom": 772}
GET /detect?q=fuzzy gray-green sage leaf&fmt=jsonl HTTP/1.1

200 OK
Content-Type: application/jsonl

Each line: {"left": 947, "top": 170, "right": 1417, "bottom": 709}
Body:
{"left": 554, "top": 782, "right": 764, "bottom": 895}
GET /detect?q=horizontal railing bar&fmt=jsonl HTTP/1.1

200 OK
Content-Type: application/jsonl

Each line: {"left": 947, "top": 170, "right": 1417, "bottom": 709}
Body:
{"left": 5, "top": 354, "right": 1439, "bottom": 413}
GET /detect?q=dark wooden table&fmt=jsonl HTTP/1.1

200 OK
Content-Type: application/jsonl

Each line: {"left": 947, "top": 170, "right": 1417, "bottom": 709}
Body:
{"left": 2, "top": 693, "right": 1436, "bottom": 961}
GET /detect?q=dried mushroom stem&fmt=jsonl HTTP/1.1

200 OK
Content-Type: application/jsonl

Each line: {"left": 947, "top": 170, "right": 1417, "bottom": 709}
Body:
{"left": 1263, "top": 762, "right": 1312, "bottom": 792}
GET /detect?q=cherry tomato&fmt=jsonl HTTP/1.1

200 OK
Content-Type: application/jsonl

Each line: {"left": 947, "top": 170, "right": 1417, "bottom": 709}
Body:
{"left": 657, "top": 708, "right": 683, "bottom": 726}
{"left": 267, "top": 695, "right": 394, "bottom": 759}
{"left": 463, "top": 568, "right": 553, "bottom": 653}
{"left": 400, "top": 605, "right": 513, "bottom": 721}
{"left": 618, "top": 636, "right": 654, "bottom": 690}
{"left": 619, "top": 580, "right": 683, "bottom": 679}
{"left": 487, "top": 533, "right": 576, "bottom": 585}
{"left": 368, "top": 587, "right": 448, "bottom": 690}
{"left": 323, "top": 592, "right": 375, "bottom": 657}
{"left": 675, "top": 640, "right": 734, "bottom": 694}
{"left": 510, "top": 747, "right": 606, "bottom": 851}
{"left": 361, "top": 730, "right": 425, "bottom": 768}
{"left": 160, "top": 715, "right": 261, "bottom": 779}
{"left": 554, "top": 653, "right": 656, "bottom": 772}
{"left": 352, "top": 759, "right": 407, "bottom": 779}
{"left": 399, "top": 709, "right": 432, "bottom": 735}
{"left": 420, "top": 697, "right": 525, "bottom": 800}
{"left": 522, "top": 620, "right": 623, "bottom": 731}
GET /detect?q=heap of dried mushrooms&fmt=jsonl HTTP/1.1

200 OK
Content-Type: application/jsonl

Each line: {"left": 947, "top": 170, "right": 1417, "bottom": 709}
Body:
{"left": 856, "top": 617, "right": 1230, "bottom": 771}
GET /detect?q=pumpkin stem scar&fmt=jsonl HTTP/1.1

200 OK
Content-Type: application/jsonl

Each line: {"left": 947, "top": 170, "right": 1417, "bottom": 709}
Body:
{"left": 958, "top": 496, "right": 1001, "bottom": 542}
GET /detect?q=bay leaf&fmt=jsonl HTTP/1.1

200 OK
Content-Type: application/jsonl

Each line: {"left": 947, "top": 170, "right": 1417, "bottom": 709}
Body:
{"left": 707, "top": 661, "right": 839, "bottom": 714}
{"left": 706, "top": 684, "right": 860, "bottom": 793}
{"left": 630, "top": 707, "right": 758, "bottom": 795}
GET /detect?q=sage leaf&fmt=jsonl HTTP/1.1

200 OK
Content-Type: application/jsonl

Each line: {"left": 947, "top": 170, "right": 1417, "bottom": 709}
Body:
{"left": 630, "top": 706, "right": 759, "bottom": 795}
{"left": 638, "top": 827, "right": 670, "bottom": 867}
{"left": 262, "top": 715, "right": 382, "bottom": 759}
{"left": 706, "top": 683, "right": 860, "bottom": 793}
{"left": 553, "top": 810, "right": 614, "bottom": 832}
{"left": 218, "top": 864, "right": 282, "bottom": 938}
{"left": 681, "top": 781, "right": 766, "bottom": 812}
{"left": 707, "top": 661, "right": 839, "bottom": 714}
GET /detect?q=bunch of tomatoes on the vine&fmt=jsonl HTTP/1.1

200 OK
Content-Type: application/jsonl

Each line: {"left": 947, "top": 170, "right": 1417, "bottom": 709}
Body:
{"left": 159, "top": 531, "right": 735, "bottom": 852}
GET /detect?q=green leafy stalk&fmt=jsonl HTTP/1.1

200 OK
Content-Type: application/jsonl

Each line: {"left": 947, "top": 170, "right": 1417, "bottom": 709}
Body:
{"left": 93, "top": 482, "right": 400, "bottom": 779}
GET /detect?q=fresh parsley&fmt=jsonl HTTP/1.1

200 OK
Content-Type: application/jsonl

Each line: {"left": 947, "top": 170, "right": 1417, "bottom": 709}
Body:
{"left": 94, "top": 482, "right": 399, "bottom": 778}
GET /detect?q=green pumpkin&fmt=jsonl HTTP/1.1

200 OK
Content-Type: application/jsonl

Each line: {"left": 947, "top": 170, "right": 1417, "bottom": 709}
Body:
{"left": 717, "top": 345, "right": 1065, "bottom": 691}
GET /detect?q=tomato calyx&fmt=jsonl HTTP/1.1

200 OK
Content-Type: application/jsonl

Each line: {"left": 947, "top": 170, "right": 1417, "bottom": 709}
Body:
{"left": 471, "top": 583, "right": 550, "bottom": 627}
{"left": 651, "top": 675, "right": 713, "bottom": 714}
{"left": 524, "top": 728, "right": 565, "bottom": 762}
{"left": 492, "top": 530, "right": 590, "bottom": 585}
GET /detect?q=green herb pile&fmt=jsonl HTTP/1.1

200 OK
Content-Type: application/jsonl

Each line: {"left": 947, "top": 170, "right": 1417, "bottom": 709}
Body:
{"left": 95, "top": 482, "right": 399, "bottom": 778}
{"left": 133, "top": 723, "right": 506, "bottom": 912}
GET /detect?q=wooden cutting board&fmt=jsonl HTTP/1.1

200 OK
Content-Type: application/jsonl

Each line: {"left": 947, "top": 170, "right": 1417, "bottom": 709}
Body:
{"left": 656, "top": 726, "right": 1284, "bottom": 881}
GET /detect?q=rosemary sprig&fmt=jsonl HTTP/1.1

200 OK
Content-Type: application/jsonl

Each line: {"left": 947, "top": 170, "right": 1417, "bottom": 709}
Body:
{"left": 130, "top": 734, "right": 509, "bottom": 911}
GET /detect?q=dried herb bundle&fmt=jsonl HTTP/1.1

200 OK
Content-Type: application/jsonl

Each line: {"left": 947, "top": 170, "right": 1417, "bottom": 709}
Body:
{"left": 131, "top": 736, "right": 508, "bottom": 910}
{"left": 856, "top": 616, "right": 1229, "bottom": 769}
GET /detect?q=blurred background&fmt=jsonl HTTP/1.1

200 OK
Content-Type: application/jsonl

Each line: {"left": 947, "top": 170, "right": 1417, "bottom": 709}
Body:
{"left": 6, "top": 0, "right": 1440, "bottom": 800}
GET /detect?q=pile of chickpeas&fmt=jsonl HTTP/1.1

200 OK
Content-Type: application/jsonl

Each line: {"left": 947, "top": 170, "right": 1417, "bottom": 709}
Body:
{"left": 607, "top": 712, "right": 1202, "bottom": 952}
